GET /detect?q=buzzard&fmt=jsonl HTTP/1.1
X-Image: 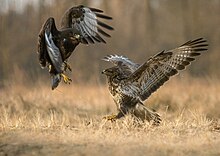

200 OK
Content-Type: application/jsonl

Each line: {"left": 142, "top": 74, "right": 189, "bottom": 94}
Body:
{"left": 102, "top": 38, "right": 208, "bottom": 124}
{"left": 37, "top": 5, "right": 113, "bottom": 89}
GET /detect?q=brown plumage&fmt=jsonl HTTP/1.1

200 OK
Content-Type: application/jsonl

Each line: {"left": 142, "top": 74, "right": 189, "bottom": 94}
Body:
{"left": 102, "top": 38, "right": 208, "bottom": 124}
{"left": 37, "top": 5, "right": 114, "bottom": 89}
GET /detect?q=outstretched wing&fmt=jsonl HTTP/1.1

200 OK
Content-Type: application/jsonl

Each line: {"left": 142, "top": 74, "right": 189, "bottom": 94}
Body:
{"left": 102, "top": 54, "right": 140, "bottom": 73}
{"left": 116, "top": 38, "right": 208, "bottom": 100}
{"left": 61, "top": 5, "right": 114, "bottom": 44}
{"left": 38, "top": 19, "right": 49, "bottom": 68}
{"left": 37, "top": 18, "right": 63, "bottom": 73}
{"left": 44, "top": 31, "right": 63, "bottom": 73}
{"left": 129, "top": 38, "right": 208, "bottom": 101}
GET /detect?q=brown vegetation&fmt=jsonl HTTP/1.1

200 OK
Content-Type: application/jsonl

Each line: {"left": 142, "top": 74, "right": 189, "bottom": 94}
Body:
{"left": 0, "top": 77, "right": 220, "bottom": 155}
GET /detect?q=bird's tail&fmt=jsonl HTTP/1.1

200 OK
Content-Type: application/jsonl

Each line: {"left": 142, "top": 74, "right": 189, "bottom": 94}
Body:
{"left": 133, "top": 103, "right": 161, "bottom": 125}
{"left": 51, "top": 74, "right": 61, "bottom": 90}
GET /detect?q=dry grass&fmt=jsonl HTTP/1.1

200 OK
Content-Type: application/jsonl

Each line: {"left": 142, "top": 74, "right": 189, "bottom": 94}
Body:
{"left": 0, "top": 77, "right": 220, "bottom": 156}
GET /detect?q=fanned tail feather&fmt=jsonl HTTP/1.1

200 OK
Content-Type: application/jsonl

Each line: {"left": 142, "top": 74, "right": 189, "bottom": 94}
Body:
{"left": 133, "top": 103, "right": 161, "bottom": 125}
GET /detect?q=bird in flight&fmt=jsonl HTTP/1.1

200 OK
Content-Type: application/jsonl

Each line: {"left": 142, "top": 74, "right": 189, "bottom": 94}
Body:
{"left": 102, "top": 38, "right": 208, "bottom": 124}
{"left": 37, "top": 5, "right": 113, "bottom": 90}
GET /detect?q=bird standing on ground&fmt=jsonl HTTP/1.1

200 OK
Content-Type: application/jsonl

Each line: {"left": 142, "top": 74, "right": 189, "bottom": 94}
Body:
{"left": 37, "top": 5, "right": 114, "bottom": 90}
{"left": 102, "top": 38, "right": 208, "bottom": 124}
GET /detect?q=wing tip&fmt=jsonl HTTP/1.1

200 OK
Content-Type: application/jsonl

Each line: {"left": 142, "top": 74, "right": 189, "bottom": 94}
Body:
{"left": 181, "top": 37, "right": 208, "bottom": 47}
{"left": 88, "top": 7, "right": 104, "bottom": 13}
{"left": 97, "top": 20, "right": 114, "bottom": 30}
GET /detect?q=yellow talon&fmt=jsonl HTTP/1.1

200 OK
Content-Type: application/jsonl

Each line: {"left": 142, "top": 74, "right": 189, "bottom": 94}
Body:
{"left": 103, "top": 114, "right": 117, "bottom": 122}
{"left": 48, "top": 65, "right": 52, "bottom": 72}
{"left": 61, "top": 73, "right": 72, "bottom": 84}
{"left": 64, "top": 62, "right": 72, "bottom": 72}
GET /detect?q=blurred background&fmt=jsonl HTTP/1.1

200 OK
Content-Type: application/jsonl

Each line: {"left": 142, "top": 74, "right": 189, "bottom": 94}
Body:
{"left": 0, "top": 0, "right": 220, "bottom": 88}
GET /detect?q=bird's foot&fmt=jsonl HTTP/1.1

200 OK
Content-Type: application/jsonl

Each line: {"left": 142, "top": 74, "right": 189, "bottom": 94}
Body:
{"left": 61, "top": 73, "right": 72, "bottom": 84}
{"left": 48, "top": 65, "right": 52, "bottom": 72}
{"left": 103, "top": 114, "right": 117, "bottom": 122}
{"left": 64, "top": 62, "right": 72, "bottom": 72}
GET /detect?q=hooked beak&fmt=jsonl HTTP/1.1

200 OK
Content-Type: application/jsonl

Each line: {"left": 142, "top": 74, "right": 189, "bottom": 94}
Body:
{"left": 101, "top": 70, "right": 106, "bottom": 74}
{"left": 74, "top": 34, "right": 80, "bottom": 39}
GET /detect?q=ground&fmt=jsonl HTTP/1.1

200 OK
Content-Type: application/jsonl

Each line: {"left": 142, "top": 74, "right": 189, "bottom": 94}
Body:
{"left": 0, "top": 77, "right": 220, "bottom": 156}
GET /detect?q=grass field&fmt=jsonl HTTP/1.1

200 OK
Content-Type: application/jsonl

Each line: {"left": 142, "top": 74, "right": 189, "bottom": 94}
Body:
{"left": 0, "top": 77, "right": 220, "bottom": 156}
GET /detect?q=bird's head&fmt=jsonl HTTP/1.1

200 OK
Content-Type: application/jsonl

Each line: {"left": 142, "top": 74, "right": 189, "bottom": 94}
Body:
{"left": 74, "top": 33, "right": 81, "bottom": 39}
{"left": 69, "top": 33, "right": 81, "bottom": 41}
{"left": 102, "top": 67, "right": 120, "bottom": 77}
{"left": 70, "top": 29, "right": 81, "bottom": 39}
{"left": 63, "top": 29, "right": 81, "bottom": 41}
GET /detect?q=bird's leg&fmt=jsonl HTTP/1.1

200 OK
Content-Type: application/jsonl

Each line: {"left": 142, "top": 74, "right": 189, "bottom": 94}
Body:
{"left": 60, "top": 73, "right": 72, "bottom": 84}
{"left": 103, "top": 111, "right": 124, "bottom": 122}
{"left": 64, "top": 61, "right": 72, "bottom": 72}
{"left": 48, "top": 64, "right": 52, "bottom": 73}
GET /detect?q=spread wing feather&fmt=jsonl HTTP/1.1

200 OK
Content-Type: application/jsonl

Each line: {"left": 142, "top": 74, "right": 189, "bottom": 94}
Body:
{"left": 102, "top": 54, "right": 140, "bottom": 73}
{"left": 44, "top": 32, "right": 63, "bottom": 73}
{"left": 37, "top": 19, "right": 49, "bottom": 68}
{"left": 61, "top": 5, "right": 113, "bottom": 44}
{"left": 128, "top": 38, "right": 208, "bottom": 101}
{"left": 37, "top": 18, "right": 63, "bottom": 72}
